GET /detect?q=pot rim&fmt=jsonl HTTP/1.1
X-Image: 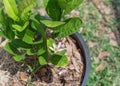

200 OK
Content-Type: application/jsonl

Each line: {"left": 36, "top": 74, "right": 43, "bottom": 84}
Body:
{"left": 71, "top": 32, "right": 90, "bottom": 86}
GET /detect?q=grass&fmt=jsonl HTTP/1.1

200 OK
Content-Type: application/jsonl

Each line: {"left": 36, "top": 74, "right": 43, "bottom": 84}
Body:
{"left": 78, "top": 0, "right": 120, "bottom": 86}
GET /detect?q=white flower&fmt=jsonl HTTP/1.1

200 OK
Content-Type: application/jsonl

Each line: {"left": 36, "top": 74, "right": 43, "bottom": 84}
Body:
{"left": 49, "top": 42, "right": 66, "bottom": 53}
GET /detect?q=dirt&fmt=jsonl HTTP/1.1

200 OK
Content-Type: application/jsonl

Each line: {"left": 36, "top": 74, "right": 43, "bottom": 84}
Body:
{"left": 0, "top": 37, "right": 84, "bottom": 86}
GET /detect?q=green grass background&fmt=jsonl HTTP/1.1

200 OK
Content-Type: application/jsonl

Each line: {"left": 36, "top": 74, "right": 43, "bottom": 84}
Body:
{"left": 78, "top": 0, "right": 120, "bottom": 86}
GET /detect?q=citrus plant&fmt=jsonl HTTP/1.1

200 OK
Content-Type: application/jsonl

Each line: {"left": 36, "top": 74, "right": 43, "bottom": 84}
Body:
{"left": 0, "top": 0, "right": 83, "bottom": 72}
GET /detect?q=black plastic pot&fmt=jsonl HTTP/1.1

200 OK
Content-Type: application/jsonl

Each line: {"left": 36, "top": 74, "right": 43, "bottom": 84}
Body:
{"left": 71, "top": 32, "right": 90, "bottom": 86}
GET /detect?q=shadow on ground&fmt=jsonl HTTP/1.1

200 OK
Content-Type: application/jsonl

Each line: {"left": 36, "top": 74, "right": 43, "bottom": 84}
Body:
{"left": 111, "top": 0, "right": 120, "bottom": 45}
{"left": 0, "top": 48, "right": 27, "bottom": 75}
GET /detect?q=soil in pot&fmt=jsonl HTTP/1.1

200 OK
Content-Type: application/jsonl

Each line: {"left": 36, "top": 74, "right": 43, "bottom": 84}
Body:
{"left": 0, "top": 37, "right": 84, "bottom": 86}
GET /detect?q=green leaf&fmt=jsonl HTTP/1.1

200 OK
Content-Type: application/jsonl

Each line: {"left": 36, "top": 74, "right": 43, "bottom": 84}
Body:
{"left": 26, "top": 43, "right": 46, "bottom": 56}
{"left": 13, "top": 54, "right": 25, "bottom": 61}
{"left": 18, "top": 0, "right": 36, "bottom": 12}
{"left": 11, "top": 39, "right": 32, "bottom": 49}
{"left": 22, "top": 28, "right": 43, "bottom": 44}
{"left": 43, "top": 0, "right": 49, "bottom": 7}
{"left": 47, "top": 38, "right": 55, "bottom": 47}
{"left": 37, "top": 45, "right": 46, "bottom": 55}
{"left": 56, "top": 50, "right": 66, "bottom": 55}
{"left": 31, "top": 18, "right": 46, "bottom": 39}
{"left": 40, "top": 20, "right": 66, "bottom": 28}
{"left": 32, "top": 18, "right": 48, "bottom": 56}
{"left": 45, "top": 0, "right": 62, "bottom": 21}
{"left": 0, "top": 30, "right": 6, "bottom": 38}
{"left": 0, "top": 10, "right": 15, "bottom": 40}
{"left": 33, "top": 36, "right": 44, "bottom": 44}
{"left": 58, "top": 0, "right": 83, "bottom": 14}
{"left": 22, "top": 28, "right": 35, "bottom": 44}
{"left": 26, "top": 64, "right": 33, "bottom": 72}
{"left": 54, "top": 17, "right": 82, "bottom": 38}
{"left": 12, "top": 21, "right": 29, "bottom": 32}
{"left": 50, "top": 54, "right": 68, "bottom": 66}
{"left": 39, "top": 56, "right": 48, "bottom": 65}
{"left": 0, "top": 9, "right": 6, "bottom": 26}
{"left": 3, "top": 0, "right": 19, "bottom": 21}
{"left": 18, "top": 0, "right": 36, "bottom": 21}
{"left": 26, "top": 49, "right": 36, "bottom": 55}
{"left": 4, "top": 42, "right": 20, "bottom": 55}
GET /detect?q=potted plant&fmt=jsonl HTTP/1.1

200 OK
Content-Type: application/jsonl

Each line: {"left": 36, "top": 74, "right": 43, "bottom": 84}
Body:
{"left": 0, "top": 0, "right": 90, "bottom": 85}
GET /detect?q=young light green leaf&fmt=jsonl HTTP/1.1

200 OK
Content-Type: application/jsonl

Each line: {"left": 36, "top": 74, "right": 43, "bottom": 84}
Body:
{"left": 46, "top": 0, "right": 62, "bottom": 21}
{"left": 18, "top": 0, "right": 36, "bottom": 12}
{"left": 12, "top": 25, "right": 22, "bottom": 31}
{"left": 3, "top": 0, "right": 19, "bottom": 21}
{"left": 18, "top": 0, "right": 36, "bottom": 21}
{"left": 56, "top": 49, "right": 66, "bottom": 55}
{"left": 47, "top": 38, "right": 55, "bottom": 47}
{"left": 58, "top": 0, "right": 83, "bottom": 14}
{"left": 54, "top": 17, "right": 82, "bottom": 38}
{"left": 39, "top": 56, "right": 48, "bottom": 65}
{"left": 13, "top": 54, "right": 25, "bottom": 61}
{"left": 50, "top": 54, "right": 68, "bottom": 66}
{"left": 40, "top": 20, "right": 66, "bottom": 28}
{"left": 43, "top": 0, "right": 49, "bottom": 7}
{"left": 12, "top": 21, "right": 29, "bottom": 32}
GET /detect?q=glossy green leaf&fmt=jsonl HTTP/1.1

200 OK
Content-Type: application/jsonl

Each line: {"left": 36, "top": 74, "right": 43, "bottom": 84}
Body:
{"left": 13, "top": 54, "right": 25, "bottom": 61}
{"left": 39, "top": 56, "right": 48, "bottom": 65}
{"left": 46, "top": 0, "right": 62, "bottom": 21}
{"left": 26, "top": 49, "right": 36, "bottom": 55}
{"left": 31, "top": 18, "right": 46, "bottom": 39}
{"left": 58, "top": 0, "right": 83, "bottom": 14}
{"left": 12, "top": 21, "right": 29, "bottom": 32}
{"left": 11, "top": 39, "right": 32, "bottom": 49}
{"left": 22, "top": 28, "right": 35, "bottom": 44}
{"left": 50, "top": 54, "right": 68, "bottom": 66}
{"left": 40, "top": 20, "right": 66, "bottom": 28}
{"left": 54, "top": 18, "right": 82, "bottom": 38}
{"left": 3, "top": 0, "right": 19, "bottom": 21}
{"left": 4, "top": 42, "right": 20, "bottom": 55}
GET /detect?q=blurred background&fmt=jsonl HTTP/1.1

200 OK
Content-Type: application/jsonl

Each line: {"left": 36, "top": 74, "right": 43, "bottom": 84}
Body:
{"left": 0, "top": 0, "right": 120, "bottom": 86}
{"left": 78, "top": 0, "right": 120, "bottom": 86}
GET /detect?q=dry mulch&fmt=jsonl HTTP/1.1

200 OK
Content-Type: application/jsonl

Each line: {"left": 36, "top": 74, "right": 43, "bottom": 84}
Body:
{"left": 0, "top": 37, "right": 84, "bottom": 86}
